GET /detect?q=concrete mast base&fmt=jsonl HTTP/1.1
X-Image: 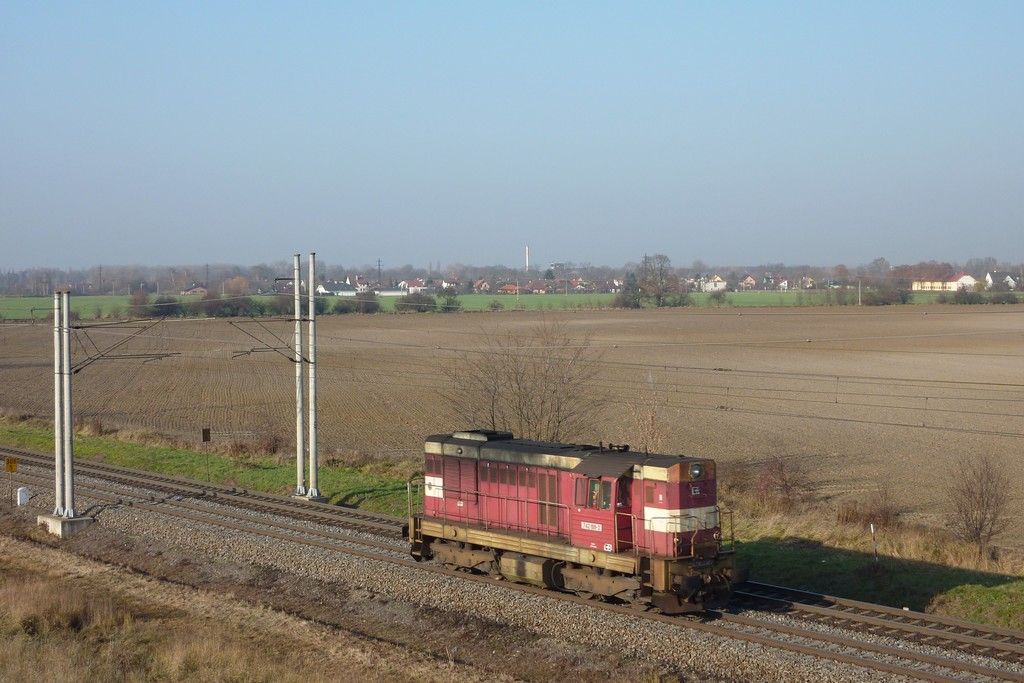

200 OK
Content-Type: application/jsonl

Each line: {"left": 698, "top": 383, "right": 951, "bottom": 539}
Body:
{"left": 37, "top": 514, "right": 94, "bottom": 539}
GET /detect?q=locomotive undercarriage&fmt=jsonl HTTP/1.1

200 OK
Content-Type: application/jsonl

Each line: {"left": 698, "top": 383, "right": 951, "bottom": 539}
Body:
{"left": 410, "top": 518, "right": 733, "bottom": 613}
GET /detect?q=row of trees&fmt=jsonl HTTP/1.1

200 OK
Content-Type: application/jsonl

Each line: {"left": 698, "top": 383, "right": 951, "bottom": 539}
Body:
{"left": 126, "top": 288, "right": 470, "bottom": 319}
{"left": 6, "top": 256, "right": 1022, "bottom": 297}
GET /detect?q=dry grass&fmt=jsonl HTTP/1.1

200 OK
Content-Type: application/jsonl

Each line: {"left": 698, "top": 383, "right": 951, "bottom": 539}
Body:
{"left": 733, "top": 501, "right": 1024, "bottom": 576}
{"left": 0, "top": 575, "right": 125, "bottom": 637}
{"left": 836, "top": 485, "right": 902, "bottom": 529}
{"left": 0, "top": 569, "right": 344, "bottom": 682}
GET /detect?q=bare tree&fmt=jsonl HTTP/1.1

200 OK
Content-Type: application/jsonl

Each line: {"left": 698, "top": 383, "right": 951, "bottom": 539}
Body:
{"left": 755, "top": 455, "right": 811, "bottom": 512}
{"left": 626, "top": 373, "right": 666, "bottom": 453}
{"left": 443, "top": 321, "right": 604, "bottom": 442}
{"left": 638, "top": 253, "right": 679, "bottom": 307}
{"left": 946, "top": 454, "right": 1015, "bottom": 559}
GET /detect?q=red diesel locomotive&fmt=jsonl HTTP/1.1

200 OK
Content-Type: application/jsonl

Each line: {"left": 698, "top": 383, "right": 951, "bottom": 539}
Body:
{"left": 408, "top": 430, "right": 735, "bottom": 612}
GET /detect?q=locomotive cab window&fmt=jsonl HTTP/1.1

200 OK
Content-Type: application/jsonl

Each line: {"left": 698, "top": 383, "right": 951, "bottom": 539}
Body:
{"left": 577, "top": 478, "right": 613, "bottom": 510}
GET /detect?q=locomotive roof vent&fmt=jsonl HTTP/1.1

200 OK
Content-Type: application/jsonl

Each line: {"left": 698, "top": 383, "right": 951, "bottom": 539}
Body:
{"left": 452, "top": 430, "right": 514, "bottom": 442}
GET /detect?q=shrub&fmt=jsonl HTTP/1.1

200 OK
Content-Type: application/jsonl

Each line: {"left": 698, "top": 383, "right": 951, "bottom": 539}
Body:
{"left": 662, "top": 291, "right": 693, "bottom": 307}
{"left": 75, "top": 417, "right": 106, "bottom": 437}
{"left": 613, "top": 290, "right": 642, "bottom": 308}
{"left": 754, "top": 455, "right": 811, "bottom": 512}
{"left": 353, "top": 292, "right": 379, "bottom": 313}
{"left": 199, "top": 294, "right": 264, "bottom": 317}
{"left": 946, "top": 454, "right": 1014, "bottom": 559}
{"left": 952, "top": 289, "right": 985, "bottom": 305}
{"left": 707, "top": 290, "right": 729, "bottom": 306}
{"left": 488, "top": 299, "right": 504, "bottom": 311}
{"left": 861, "top": 287, "right": 912, "bottom": 306}
{"left": 265, "top": 294, "right": 293, "bottom": 316}
{"left": 397, "top": 292, "right": 436, "bottom": 313}
{"left": 149, "top": 295, "right": 182, "bottom": 317}
{"left": 255, "top": 432, "right": 283, "bottom": 455}
{"left": 437, "top": 287, "right": 461, "bottom": 313}
{"left": 333, "top": 299, "right": 356, "bottom": 314}
{"left": 989, "top": 291, "right": 1019, "bottom": 304}
{"left": 836, "top": 485, "right": 902, "bottom": 528}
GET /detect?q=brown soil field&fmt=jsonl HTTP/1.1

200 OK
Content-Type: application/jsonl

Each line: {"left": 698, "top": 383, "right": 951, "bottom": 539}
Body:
{"left": 2, "top": 306, "right": 1023, "bottom": 541}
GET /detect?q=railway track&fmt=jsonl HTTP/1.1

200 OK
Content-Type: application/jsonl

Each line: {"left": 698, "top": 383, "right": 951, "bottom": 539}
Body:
{"left": 733, "top": 580, "right": 1024, "bottom": 667}
{"left": 4, "top": 446, "right": 1023, "bottom": 681}
{"left": 1, "top": 445, "right": 404, "bottom": 538}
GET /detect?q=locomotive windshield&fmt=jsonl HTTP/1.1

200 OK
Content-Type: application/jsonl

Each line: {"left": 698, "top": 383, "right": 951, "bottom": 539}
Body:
{"left": 688, "top": 462, "right": 704, "bottom": 480}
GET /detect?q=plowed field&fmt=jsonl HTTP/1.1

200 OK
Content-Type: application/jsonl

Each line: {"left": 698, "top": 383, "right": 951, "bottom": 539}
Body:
{"left": 2, "top": 306, "right": 1022, "bottom": 538}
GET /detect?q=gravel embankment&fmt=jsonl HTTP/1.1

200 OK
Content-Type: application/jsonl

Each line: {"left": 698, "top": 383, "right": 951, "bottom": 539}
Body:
{"left": 10, "top": 464, "right": 1009, "bottom": 682}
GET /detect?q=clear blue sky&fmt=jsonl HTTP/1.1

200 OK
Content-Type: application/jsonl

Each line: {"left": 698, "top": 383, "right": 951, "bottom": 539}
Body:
{"left": 1, "top": 2, "right": 1021, "bottom": 269}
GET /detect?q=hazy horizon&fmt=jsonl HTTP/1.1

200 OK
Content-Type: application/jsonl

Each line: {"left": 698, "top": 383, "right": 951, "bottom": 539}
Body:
{"left": 2, "top": 3, "right": 1022, "bottom": 270}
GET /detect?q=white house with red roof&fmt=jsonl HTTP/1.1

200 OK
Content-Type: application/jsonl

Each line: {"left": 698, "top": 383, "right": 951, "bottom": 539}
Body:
{"left": 399, "top": 278, "right": 428, "bottom": 294}
{"left": 701, "top": 274, "right": 727, "bottom": 292}
{"left": 912, "top": 272, "right": 977, "bottom": 292}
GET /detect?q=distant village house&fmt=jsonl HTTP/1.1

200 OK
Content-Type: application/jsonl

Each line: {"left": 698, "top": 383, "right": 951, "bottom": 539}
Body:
{"left": 911, "top": 272, "right": 977, "bottom": 292}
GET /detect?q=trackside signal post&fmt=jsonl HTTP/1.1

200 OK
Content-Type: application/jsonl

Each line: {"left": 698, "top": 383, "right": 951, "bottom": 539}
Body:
{"left": 38, "top": 290, "right": 94, "bottom": 538}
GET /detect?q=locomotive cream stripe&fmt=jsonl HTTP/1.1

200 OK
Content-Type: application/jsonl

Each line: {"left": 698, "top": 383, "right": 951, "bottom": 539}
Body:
{"left": 425, "top": 475, "right": 444, "bottom": 498}
{"left": 643, "top": 506, "right": 719, "bottom": 532}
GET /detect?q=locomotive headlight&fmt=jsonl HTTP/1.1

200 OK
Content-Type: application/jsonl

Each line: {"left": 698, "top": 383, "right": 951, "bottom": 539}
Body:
{"left": 688, "top": 462, "right": 704, "bottom": 480}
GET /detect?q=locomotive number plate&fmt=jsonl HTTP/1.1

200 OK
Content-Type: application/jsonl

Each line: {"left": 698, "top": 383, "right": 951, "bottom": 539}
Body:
{"left": 580, "top": 521, "right": 603, "bottom": 532}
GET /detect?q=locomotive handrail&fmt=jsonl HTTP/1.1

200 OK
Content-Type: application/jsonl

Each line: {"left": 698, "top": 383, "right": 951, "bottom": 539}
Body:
{"left": 406, "top": 476, "right": 425, "bottom": 520}
{"left": 420, "top": 483, "right": 734, "bottom": 559}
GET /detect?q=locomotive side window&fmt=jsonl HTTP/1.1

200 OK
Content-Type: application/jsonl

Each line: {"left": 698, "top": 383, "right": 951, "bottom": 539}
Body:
{"left": 550, "top": 474, "right": 557, "bottom": 524}
{"left": 574, "top": 478, "right": 588, "bottom": 507}
{"left": 588, "top": 479, "right": 601, "bottom": 508}
{"left": 600, "top": 481, "right": 612, "bottom": 510}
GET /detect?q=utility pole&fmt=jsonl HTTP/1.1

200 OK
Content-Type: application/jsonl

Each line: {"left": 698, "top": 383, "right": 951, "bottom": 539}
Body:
{"left": 52, "top": 291, "right": 64, "bottom": 515}
{"left": 61, "top": 290, "right": 74, "bottom": 516}
{"left": 306, "top": 252, "right": 324, "bottom": 501}
{"left": 293, "top": 254, "right": 306, "bottom": 496}
{"left": 38, "top": 290, "right": 93, "bottom": 537}
{"left": 858, "top": 279, "right": 862, "bottom": 306}
{"left": 377, "top": 258, "right": 383, "bottom": 288}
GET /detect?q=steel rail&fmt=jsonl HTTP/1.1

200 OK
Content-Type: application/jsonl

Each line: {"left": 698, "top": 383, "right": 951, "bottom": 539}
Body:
{"left": 10, "top": 467, "right": 407, "bottom": 557}
{"left": 4, "top": 467, "right": 1015, "bottom": 681}
{"left": 734, "top": 583, "right": 1024, "bottom": 665}
{"left": 741, "top": 580, "right": 1024, "bottom": 641}
{"left": 1, "top": 445, "right": 404, "bottom": 536}
{"left": 7, "top": 446, "right": 1023, "bottom": 680}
